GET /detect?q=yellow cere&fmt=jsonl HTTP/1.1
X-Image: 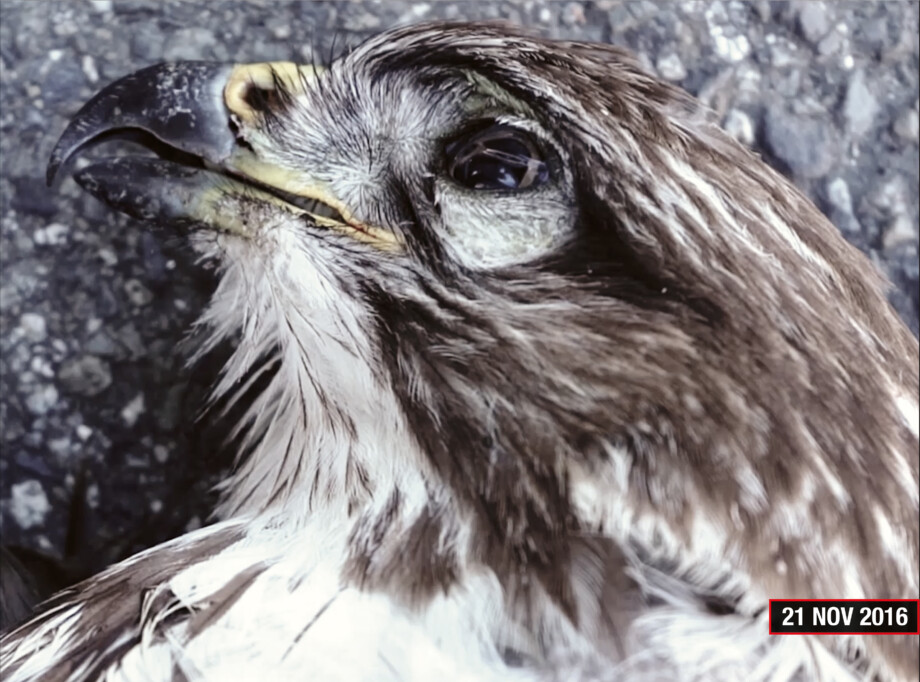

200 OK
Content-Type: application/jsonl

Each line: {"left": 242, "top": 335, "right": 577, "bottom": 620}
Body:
{"left": 224, "top": 61, "right": 325, "bottom": 124}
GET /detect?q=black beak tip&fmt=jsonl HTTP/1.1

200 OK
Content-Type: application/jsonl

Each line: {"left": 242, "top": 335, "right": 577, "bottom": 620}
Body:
{"left": 47, "top": 127, "right": 85, "bottom": 187}
{"left": 47, "top": 117, "right": 91, "bottom": 187}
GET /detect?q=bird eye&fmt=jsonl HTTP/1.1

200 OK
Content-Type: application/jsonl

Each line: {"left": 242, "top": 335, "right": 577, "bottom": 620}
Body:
{"left": 446, "top": 124, "right": 550, "bottom": 191}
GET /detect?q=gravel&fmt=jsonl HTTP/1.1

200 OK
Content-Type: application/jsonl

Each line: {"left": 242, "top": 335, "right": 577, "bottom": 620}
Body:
{"left": 764, "top": 105, "right": 840, "bottom": 178}
{"left": 842, "top": 69, "right": 879, "bottom": 137}
{"left": 1, "top": 0, "right": 917, "bottom": 582}
{"left": 57, "top": 355, "right": 113, "bottom": 397}
{"left": 8, "top": 480, "right": 51, "bottom": 530}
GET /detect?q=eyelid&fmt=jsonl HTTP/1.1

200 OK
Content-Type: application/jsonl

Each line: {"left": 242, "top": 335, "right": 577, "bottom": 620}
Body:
{"left": 445, "top": 121, "right": 542, "bottom": 155}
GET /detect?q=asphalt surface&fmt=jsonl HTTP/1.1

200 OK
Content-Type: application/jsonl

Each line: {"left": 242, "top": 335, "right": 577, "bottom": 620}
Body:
{"left": 1, "top": 0, "right": 918, "bottom": 588}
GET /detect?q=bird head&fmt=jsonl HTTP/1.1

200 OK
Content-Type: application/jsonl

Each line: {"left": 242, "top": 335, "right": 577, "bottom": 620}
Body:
{"left": 47, "top": 21, "right": 918, "bottom": 677}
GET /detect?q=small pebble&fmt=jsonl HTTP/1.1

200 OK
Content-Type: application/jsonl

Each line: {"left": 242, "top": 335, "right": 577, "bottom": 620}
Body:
{"left": 656, "top": 53, "right": 687, "bottom": 82}
{"left": 153, "top": 446, "right": 170, "bottom": 464}
{"left": 33, "top": 223, "right": 69, "bottom": 246}
{"left": 86, "top": 483, "right": 100, "bottom": 509}
{"left": 723, "top": 109, "right": 755, "bottom": 146}
{"left": 29, "top": 356, "right": 54, "bottom": 378}
{"left": 57, "top": 355, "right": 113, "bottom": 396}
{"left": 843, "top": 70, "right": 879, "bottom": 137}
{"left": 48, "top": 437, "right": 72, "bottom": 457}
{"left": 825, "top": 177, "right": 854, "bottom": 215}
{"left": 892, "top": 108, "right": 919, "bottom": 143}
{"left": 764, "top": 106, "right": 838, "bottom": 178}
{"left": 9, "top": 480, "right": 51, "bottom": 529}
{"left": 24, "top": 384, "right": 58, "bottom": 416}
{"left": 817, "top": 30, "right": 844, "bottom": 56}
{"left": 19, "top": 313, "right": 47, "bottom": 343}
{"left": 712, "top": 32, "right": 750, "bottom": 63}
{"left": 98, "top": 247, "right": 118, "bottom": 266}
{"left": 798, "top": 3, "right": 830, "bottom": 44}
{"left": 121, "top": 393, "right": 145, "bottom": 427}
{"left": 561, "top": 2, "right": 586, "bottom": 26}
{"left": 81, "top": 54, "right": 99, "bottom": 84}
{"left": 124, "top": 279, "right": 153, "bottom": 307}
{"left": 883, "top": 215, "right": 916, "bottom": 250}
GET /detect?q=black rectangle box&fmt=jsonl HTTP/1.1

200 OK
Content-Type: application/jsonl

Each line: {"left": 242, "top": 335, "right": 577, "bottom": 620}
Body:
{"left": 769, "top": 599, "right": 919, "bottom": 635}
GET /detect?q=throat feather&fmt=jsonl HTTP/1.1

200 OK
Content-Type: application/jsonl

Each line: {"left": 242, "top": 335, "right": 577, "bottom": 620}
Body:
{"left": 193, "top": 250, "right": 427, "bottom": 528}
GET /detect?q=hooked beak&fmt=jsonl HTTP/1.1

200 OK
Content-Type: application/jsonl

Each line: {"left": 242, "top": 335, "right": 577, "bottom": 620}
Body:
{"left": 48, "top": 61, "right": 397, "bottom": 248}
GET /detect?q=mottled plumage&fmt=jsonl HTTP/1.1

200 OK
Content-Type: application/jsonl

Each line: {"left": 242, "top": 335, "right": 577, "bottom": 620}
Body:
{"left": 2, "top": 22, "right": 917, "bottom": 682}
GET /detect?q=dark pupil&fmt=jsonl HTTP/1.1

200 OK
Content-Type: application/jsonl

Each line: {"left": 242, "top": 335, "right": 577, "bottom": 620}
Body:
{"left": 448, "top": 126, "right": 549, "bottom": 191}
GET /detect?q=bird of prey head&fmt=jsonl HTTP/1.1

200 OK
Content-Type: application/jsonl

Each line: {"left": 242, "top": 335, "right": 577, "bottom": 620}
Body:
{"left": 2, "top": 22, "right": 917, "bottom": 682}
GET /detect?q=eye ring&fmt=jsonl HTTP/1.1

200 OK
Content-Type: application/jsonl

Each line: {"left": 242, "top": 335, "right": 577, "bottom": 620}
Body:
{"left": 445, "top": 123, "right": 550, "bottom": 191}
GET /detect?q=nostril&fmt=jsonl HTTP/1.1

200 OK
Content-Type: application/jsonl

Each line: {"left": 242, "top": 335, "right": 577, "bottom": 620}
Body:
{"left": 224, "top": 66, "right": 291, "bottom": 125}
{"left": 241, "top": 83, "right": 281, "bottom": 114}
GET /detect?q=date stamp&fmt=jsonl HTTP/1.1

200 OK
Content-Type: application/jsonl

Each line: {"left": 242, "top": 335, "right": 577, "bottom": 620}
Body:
{"left": 769, "top": 599, "right": 919, "bottom": 635}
